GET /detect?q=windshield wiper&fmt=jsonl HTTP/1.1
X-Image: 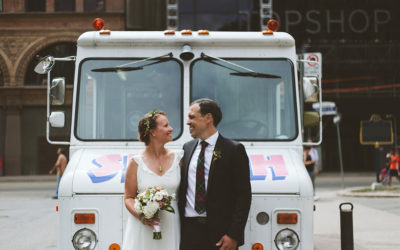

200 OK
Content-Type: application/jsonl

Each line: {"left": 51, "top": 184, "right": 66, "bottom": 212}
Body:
{"left": 200, "top": 53, "right": 281, "bottom": 79}
{"left": 230, "top": 72, "right": 281, "bottom": 78}
{"left": 91, "top": 53, "right": 173, "bottom": 72}
{"left": 92, "top": 66, "right": 143, "bottom": 72}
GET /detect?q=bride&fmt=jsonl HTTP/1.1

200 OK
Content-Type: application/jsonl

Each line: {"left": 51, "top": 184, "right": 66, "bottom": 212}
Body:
{"left": 122, "top": 110, "right": 182, "bottom": 250}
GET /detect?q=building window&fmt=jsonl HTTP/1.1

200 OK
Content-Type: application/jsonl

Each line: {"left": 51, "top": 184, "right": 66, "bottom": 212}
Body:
{"left": 178, "top": 0, "right": 260, "bottom": 31}
{"left": 84, "top": 0, "right": 105, "bottom": 12}
{"left": 55, "top": 0, "right": 75, "bottom": 11}
{"left": 25, "top": 0, "right": 46, "bottom": 12}
{"left": 25, "top": 42, "right": 76, "bottom": 86}
{"left": 0, "top": 68, "right": 3, "bottom": 86}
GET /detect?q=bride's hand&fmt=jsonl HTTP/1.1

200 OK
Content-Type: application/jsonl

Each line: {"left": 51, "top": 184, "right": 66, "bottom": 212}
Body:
{"left": 140, "top": 217, "right": 161, "bottom": 230}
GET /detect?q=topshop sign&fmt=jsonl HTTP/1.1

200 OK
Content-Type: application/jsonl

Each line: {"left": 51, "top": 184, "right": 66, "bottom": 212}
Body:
{"left": 272, "top": 9, "right": 392, "bottom": 34}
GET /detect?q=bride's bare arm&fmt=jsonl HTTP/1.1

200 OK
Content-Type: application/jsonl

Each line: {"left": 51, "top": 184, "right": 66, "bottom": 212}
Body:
{"left": 124, "top": 159, "right": 139, "bottom": 218}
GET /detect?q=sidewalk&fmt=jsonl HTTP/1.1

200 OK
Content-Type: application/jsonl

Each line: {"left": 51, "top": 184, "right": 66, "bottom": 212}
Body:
{"left": 315, "top": 171, "right": 400, "bottom": 197}
{"left": 0, "top": 175, "right": 56, "bottom": 182}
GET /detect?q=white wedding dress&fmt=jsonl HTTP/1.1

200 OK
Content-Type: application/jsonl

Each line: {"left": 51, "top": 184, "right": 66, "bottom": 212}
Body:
{"left": 122, "top": 150, "right": 183, "bottom": 250}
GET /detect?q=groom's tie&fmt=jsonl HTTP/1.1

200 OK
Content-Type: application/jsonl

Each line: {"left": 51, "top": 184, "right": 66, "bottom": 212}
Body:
{"left": 195, "top": 140, "right": 208, "bottom": 214}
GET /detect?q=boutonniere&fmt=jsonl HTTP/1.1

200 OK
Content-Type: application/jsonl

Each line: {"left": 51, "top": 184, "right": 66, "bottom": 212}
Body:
{"left": 212, "top": 149, "right": 222, "bottom": 164}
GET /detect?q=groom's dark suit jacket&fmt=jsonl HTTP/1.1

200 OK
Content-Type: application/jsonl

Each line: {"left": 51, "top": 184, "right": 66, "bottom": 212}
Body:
{"left": 178, "top": 134, "right": 252, "bottom": 246}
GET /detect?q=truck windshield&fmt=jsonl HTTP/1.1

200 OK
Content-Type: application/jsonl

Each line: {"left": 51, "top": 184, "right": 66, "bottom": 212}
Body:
{"left": 191, "top": 58, "right": 297, "bottom": 141}
{"left": 76, "top": 58, "right": 182, "bottom": 140}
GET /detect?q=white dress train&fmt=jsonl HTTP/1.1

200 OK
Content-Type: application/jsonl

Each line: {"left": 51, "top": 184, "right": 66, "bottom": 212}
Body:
{"left": 122, "top": 150, "right": 183, "bottom": 250}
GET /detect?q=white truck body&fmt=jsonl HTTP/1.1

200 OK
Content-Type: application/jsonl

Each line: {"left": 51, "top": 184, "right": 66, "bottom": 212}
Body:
{"left": 51, "top": 30, "right": 315, "bottom": 250}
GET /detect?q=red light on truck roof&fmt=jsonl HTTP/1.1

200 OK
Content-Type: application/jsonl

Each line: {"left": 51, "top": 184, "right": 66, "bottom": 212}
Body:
{"left": 92, "top": 18, "right": 105, "bottom": 31}
{"left": 267, "top": 19, "right": 279, "bottom": 32}
{"left": 262, "top": 19, "right": 279, "bottom": 35}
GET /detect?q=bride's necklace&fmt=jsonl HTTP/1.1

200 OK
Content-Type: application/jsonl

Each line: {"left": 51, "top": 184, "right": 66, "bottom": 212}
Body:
{"left": 154, "top": 153, "right": 165, "bottom": 173}
{"left": 158, "top": 161, "right": 163, "bottom": 173}
{"left": 147, "top": 148, "right": 167, "bottom": 173}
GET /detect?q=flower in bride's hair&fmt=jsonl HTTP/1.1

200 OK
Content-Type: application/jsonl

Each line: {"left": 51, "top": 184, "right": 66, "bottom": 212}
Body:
{"left": 144, "top": 109, "right": 158, "bottom": 136}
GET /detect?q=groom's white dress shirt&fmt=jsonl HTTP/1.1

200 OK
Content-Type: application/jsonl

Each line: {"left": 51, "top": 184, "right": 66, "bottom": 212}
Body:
{"left": 185, "top": 131, "right": 219, "bottom": 217}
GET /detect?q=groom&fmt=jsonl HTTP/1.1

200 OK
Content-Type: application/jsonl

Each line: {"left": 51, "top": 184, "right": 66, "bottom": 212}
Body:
{"left": 179, "top": 98, "right": 251, "bottom": 250}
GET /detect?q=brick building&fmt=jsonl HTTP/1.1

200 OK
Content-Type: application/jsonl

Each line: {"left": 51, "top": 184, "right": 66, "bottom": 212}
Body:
{"left": 0, "top": 0, "right": 125, "bottom": 175}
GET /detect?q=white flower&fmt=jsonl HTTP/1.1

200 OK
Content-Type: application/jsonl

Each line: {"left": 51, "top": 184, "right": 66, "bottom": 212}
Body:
{"left": 154, "top": 192, "right": 163, "bottom": 201}
{"left": 134, "top": 201, "right": 143, "bottom": 214}
{"left": 159, "top": 189, "right": 168, "bottom": 197}
{"left": 143, "top": 201, "right": 160, "bottom": 219}
{"left": 170, "top": 193, "right": 176, "bottom": 200}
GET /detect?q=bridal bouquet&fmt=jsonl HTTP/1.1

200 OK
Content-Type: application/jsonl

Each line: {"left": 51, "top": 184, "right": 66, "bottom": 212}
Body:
{"left": 134, "top": 186, "right": 175, "bottom": 239}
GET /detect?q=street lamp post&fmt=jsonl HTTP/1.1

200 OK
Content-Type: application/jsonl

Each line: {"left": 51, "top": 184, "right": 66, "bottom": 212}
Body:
{"left": 334, "top": 114, "right": 345, "bottom": 189}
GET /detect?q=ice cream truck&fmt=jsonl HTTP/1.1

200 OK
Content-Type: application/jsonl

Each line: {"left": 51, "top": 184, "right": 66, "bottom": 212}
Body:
{"left": 35, "top": 18, "right": 322, "bottom": 250}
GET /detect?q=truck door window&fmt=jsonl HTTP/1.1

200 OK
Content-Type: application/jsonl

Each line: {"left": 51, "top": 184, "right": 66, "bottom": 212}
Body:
{"left": 191, "top": 58, "right": 297, "bottom": 141}
{"left": 76, "top": 58, "right": 182, "bottom": 141}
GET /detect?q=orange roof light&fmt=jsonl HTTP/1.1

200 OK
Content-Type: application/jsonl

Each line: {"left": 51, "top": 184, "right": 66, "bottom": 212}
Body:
{"left": 164, "top": 30, "right": 176, "bottom": 35}
{"left": 74, "top": 213, "right": 95, "bottom": 224}
{"left": 267, "top": 19, "right": 279, "bottom": 32}
{"left": 198, "top": 30, "right": 210, "bottom": 35}
{"left": 252, "top": 243, "right": 264, "bottom": 250}
{"left": 277, "top": 213, "right": 298, "bottom": 224}
{"left": 181, "top": 29, "right": 193, "bottom": 35}
{"left": 100, "top": 30, "right": 111, "bottom": 35}
{"left": 92, "top": 18, "right": 105, "bottom": 31}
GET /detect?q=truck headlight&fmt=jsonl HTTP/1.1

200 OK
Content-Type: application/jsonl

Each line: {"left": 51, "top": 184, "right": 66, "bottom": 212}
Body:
{"left": 72, "top": 228, "right": 98, "bottom": 250}
{"left": 274, "top": 228, "right": 299, "bottom": 250}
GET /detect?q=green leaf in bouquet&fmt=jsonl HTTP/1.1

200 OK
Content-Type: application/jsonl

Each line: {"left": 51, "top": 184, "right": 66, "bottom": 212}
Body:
{"left": 163, "top": 206, "right": 175, "bottom": 213}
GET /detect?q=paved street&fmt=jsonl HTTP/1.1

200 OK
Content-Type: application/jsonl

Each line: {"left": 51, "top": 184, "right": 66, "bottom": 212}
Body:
{"left": 0, "top": 178, "right": 58, "bottom": 250}
{"left": 314, "top": 173, "right": 400, "bottom": 250}
{"left": 0, "top": 173, "right": 399, "bottom": 250}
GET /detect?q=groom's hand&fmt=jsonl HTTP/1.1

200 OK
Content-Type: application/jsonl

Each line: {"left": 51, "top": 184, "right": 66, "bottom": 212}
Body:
{"left": 216, "top": 234, "right": 238, "bottom": 250}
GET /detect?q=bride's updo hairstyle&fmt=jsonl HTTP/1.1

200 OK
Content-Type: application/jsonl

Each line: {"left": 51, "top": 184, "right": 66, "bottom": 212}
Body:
{"left": 138, "top": 110, "right": 166, "bottom": 145}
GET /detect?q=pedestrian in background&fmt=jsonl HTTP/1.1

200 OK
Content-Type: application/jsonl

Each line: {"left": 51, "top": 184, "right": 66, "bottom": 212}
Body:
{"left": 388, "top": 148, "right": 400, "bottom": 187}
{"left": 0, "top": 154, "right": 3, "bottom": 176}
{"left": 307, "top": 139, "right": 320, "bottom": 199}
{"left": 303, "top": 146, "right": 316, "bottom": 196}
{"left": 379, "top": 149, "right": 393, "bottom": 184}
{"left": 49, "top": 148, "right": 68, "bottom": 199}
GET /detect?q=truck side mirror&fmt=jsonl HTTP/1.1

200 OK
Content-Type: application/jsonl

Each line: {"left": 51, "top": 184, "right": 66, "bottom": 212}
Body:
{"left": 49, "top": 111, "right": 65, "bottom": 128}
{"left": 51, "top": 77, "right": 65, "bottom": 105}
{"left": 34, "top": 56, "right": 55, "bottom": 74}
{"left": 303, "top": 76, "right": 319, "bottom": 103}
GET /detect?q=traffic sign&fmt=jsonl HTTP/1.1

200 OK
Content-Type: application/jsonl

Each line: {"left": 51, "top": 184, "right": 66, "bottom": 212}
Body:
{"left": 303, "top": 52, "right": 322, "bottom": 77}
